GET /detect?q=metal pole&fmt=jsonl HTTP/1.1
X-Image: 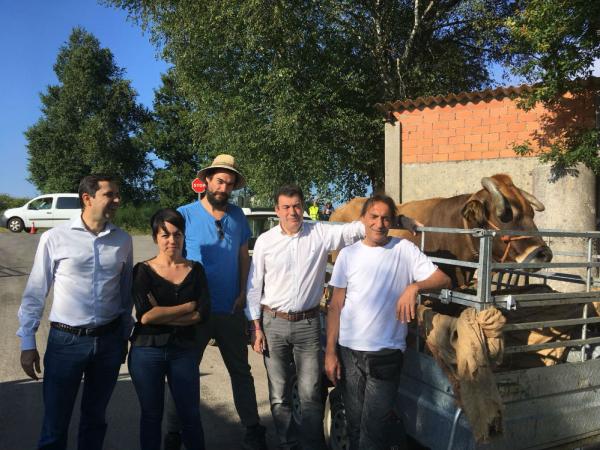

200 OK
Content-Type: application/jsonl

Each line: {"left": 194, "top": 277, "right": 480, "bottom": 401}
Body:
{"left": 476, "top": 233, "right": 492, "bottom": 307}
{"left": 581, "top": 238, "right": 593, "bottom": 361}
{"left": 446, "top": 407, "right": 463, "bottom": 450}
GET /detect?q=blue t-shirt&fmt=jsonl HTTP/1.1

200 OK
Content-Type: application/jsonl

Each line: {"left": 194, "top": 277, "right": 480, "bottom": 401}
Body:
{"left": 178, "top": 201, "right": 251, "bottom": 314}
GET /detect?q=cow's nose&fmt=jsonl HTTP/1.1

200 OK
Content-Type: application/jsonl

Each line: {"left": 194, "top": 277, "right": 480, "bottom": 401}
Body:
{"left": 532, "top": 245, "right": 553, "bottom": 262}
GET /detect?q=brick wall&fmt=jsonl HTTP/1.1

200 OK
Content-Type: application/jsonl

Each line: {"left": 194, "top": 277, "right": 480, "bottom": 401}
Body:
{"left": 392, "top": 92, "right": 597, "bottom": 164}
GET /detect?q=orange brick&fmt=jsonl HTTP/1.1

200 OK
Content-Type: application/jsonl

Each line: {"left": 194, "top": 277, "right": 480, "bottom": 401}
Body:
{"left": 481, "top": 133, "right": 500, "bottom": 143}
{"left": 454, "top": 143, "right": 472, "bottom": 153}
{"left": 482, "top": 150, "right": 500, "bottom": 159}
{"left": 454, "top": 127, "right": 467, "bottom": 136}
{"left": 433, "top": 153, "right": 449, "bottom": 162}
{"left": 490, "top": 123, "right": 508, "bottom": 133}
{"left": 449, "top": 135, "right": 465, "bottom": 145}
{"left": 471, "top": 142, "right": 489, "bottom": 152}
{"left": 449, "top": 119, "right": 465, "bottom": 128}
{"left": 417, "top": 154, "right": 433, "bottom": 162}
{"left": 402, "top": 154, "right": 417, "bottom": 163}
{"left": 508, "top": 122, "right": 527, "bottom": 132}
{"left": 433, "top": 137, "right": 449, "bottom": 146}
{"left": 436, "top": 128, "right": 456, "bottom": 138}
{"left": 464, "top": 134, "right": 482, "bottom": 144}
{"left": 421, "top": 146, "right": 436, "bottom": 155}
{"left": 465, "top": 118, "right": 483, "bottom": 127}
{"left": 499, "top": 148, "right": 518, "bottom": 158}
{"left": 435, "top": 120, "right": 450, "bottom": 129}
{"left": 418, "top": 122, "right": 433, "bottom": 132}
{"left": 473, "top": 125, "right": 490, "bottom": 135}
{"left": 448, "top": 151, "right": 466, "bottom": 161}
{"left": 465, "top": 152, "right": 483, "bottom": 160}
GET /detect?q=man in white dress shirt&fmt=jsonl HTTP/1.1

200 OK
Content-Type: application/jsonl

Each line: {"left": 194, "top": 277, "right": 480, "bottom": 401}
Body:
{"left": 17, "top": 174, "right": 133, "bottom": 450}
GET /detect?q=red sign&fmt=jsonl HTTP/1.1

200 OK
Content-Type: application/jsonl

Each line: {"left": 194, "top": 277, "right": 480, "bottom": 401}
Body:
{"left": 191, "top": 178, "right": 206, "bottom": 193}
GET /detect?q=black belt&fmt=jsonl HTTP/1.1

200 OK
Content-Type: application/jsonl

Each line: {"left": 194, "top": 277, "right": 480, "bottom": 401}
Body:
{"left": 262, "top": 305, "right": 320, "bottom": 322}
{"left": 50, "top": 318, "right": 120, "bottom": 337}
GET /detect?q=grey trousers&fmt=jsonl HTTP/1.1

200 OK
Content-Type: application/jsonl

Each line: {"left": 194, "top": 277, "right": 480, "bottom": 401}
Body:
{"left": 339, "top": 346, "right": 404, "bottom": 450}
{"left": 262, "top": 313, "right": 327, "bottom": 450}
{"left": 165, "top": 312, "right": 261, "bottom": 431}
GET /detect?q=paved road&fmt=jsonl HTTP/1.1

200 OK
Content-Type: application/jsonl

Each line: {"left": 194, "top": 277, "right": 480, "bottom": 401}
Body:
{"left": 0, "top": 231, "right": 277, "bottom": 449}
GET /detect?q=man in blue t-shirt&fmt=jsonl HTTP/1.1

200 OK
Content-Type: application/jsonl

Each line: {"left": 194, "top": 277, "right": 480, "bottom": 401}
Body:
{"left": 164, "top": 154, "right": 267, "bottom": 450}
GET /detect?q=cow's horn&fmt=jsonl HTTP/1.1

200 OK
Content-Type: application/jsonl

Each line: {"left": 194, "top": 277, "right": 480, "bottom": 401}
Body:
{"left": 481, "top": 177, "right": 506, "bottom": 216}
{"left": 519, "top": 189, "right": 545, "bottom": 212}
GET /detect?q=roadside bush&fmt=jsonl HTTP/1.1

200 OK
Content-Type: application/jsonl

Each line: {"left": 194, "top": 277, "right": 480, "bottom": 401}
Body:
{"left": 113, "top": 202, "right": 160, "bottom": 234}
{"left": 0, "top": 193, "right": 31, "bottom": 212}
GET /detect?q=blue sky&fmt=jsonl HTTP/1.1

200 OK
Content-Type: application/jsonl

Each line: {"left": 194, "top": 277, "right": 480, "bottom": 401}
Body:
{"left": 0, "top": 0, "right": 169, "bottom": 197}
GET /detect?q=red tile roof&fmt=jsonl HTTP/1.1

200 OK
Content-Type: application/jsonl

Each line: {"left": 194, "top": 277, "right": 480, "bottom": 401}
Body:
{"left": 376, "top": 77, "right": 600, "bottom": 115}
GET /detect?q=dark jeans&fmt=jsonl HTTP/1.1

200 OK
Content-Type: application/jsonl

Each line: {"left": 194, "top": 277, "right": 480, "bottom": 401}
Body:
{"left": 38, "top": 326, "right": 124, "bottom": 450}
{"left": 262, "top": 314, "right": 326, "bottom": 450}
{"left": 129, "top": 344, "right": 205, "bottom": 450}
{"left": 165, "top": 312, "right": 260, "bottom": 432}
{"left": 339, "top": 346, "right": 404, "bottom": 450}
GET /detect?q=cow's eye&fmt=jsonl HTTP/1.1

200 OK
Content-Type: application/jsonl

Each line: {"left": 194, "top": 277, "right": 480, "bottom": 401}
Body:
{"left": 497, "top": 197, "right": 513, "bottom": 223}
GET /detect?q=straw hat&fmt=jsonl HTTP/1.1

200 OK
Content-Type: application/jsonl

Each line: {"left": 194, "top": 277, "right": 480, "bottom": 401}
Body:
{"left": 197, "top": 154, "right": 246, "bottom": 190}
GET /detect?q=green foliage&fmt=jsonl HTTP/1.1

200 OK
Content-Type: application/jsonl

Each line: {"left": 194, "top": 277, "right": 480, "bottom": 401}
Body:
{"left": 0, "top": 194, "right": 31, "bottom": 212}
{"left": 107, "top": 0, "right": 510, "bottom": 201}
{"left": 142, "top": 69, "right": 205, "bottom": 207}
{"left": 112, "top": 201, "right": 159, "bottom": 233}
{"left": 25, "top": 28, "right": 152, "bottom": 201}
{"left": 504, "top": 0, "right": 600, "bottom": 177}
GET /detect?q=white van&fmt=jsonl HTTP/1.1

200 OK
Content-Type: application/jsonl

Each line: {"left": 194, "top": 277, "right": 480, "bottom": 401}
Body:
{"left": 1, "top": 193, "right": 81, "bottom": 232}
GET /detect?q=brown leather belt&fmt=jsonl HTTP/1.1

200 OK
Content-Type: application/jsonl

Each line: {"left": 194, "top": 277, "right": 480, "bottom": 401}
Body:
{"left": 50, "top": 318, "right": 120, "bottom": 337}
{"left": 262, "top": 305, "right": 319, "bottom": 322}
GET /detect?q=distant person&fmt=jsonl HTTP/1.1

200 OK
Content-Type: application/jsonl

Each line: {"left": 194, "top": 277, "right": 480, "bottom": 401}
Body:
{"left": 308, "top": 199, "right": 319, "bottom": 221}
{"left": 322, "top": 201, "right": 334, "bottom": 221}
{"left": 325, "top": 194, "right": 450, "bottom": 450}
{"left": 128, "top": 208, "right": 210, "bottom": 450}
{"left": 17, "top": 174, "right": 133, "bottom": 450}
{"left": 164, "top": 154, "right": 267, "bottom": 450}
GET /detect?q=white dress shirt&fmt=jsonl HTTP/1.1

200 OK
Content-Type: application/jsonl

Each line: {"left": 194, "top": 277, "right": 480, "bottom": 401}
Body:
{"left": 17, "top": 216, "right": 133, "bottom": 350}
{"left": 245, "top": 221, "right": 364, "bottom": 320}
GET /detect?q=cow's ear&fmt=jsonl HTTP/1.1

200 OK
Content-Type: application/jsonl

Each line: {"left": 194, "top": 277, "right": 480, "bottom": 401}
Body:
{"left": 461, "top": 200, "right": 487, "bottom": 226}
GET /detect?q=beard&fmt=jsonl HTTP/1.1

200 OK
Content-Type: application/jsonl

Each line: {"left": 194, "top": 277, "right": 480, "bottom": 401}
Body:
{"left": 206, "top": 190, "right": 229, "bottom": 208}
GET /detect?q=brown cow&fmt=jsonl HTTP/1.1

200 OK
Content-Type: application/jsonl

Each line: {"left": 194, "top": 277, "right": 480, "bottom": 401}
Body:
{"left": 331, "top": 174, "right": 552, "bottom": 286}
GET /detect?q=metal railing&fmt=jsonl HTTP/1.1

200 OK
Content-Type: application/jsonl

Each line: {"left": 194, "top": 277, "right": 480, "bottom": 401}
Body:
{"left": 413, "top": 226, "right": 600, "bottom": 362}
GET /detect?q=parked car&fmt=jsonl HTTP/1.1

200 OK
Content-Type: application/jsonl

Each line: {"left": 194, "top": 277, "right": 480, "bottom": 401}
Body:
{"left": 1, "top": 193, "right": 81, "bottom": 232}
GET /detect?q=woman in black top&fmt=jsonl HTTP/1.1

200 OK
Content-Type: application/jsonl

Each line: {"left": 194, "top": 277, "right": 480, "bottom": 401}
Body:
{"left": 128, "top": 208, "right": 210, "bottom": 450}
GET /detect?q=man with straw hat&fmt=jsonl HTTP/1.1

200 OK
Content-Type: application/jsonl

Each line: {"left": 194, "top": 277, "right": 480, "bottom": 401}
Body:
{"left": 164, "top": 154, "right": 268, "bottom": 450}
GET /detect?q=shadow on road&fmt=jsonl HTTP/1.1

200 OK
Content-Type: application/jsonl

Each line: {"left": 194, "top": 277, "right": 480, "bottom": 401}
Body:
{"left": 0, "top": 373, "right": 268, "bottom": 450}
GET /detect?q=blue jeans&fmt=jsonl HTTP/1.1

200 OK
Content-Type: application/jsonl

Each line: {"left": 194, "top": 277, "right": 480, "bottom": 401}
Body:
{"left": 262, "top": 314, "right": 326, "bottom": 450}
{"left": 165, "top": 313, "right": 260, "bottom": 432}
{"left": 38, "top": 326, "right": 124, "bottom": 450}
{"left": 339, "top": 346, "right": 404, "bottom": 450}
{"left": 129, "top": 344, "right": 205, "bottom": 450}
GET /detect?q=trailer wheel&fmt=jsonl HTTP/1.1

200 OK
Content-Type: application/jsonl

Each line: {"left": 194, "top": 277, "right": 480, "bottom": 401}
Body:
{"left": 324, "top": 387, "right": 349, "bottom": 450}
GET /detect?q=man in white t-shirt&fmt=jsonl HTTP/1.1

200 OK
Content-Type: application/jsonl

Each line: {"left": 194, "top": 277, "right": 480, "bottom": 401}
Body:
{"left": 325, "top": 194, "right": 450, "bottom": 450}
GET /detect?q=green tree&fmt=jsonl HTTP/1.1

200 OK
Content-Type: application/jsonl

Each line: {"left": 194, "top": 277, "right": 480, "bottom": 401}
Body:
{"left": 25, "top": 27, "right": 151, "bottom": 200}
{"left": 504, "top": 0, "right": 600, "bottom": 178}
{"left": 109, "top": 0, "right": 510, "bottom": 201}
{"left": 142, "top": 69, "right": 206, "bottom": 206}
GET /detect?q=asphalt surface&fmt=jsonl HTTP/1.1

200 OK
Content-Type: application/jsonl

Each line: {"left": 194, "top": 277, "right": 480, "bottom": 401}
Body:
{"left": 0, "top": 231, "right": 277, "bottom": 449}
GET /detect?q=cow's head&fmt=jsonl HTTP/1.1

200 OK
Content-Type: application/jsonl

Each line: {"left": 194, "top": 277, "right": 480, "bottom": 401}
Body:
{"left": 460, "top": 174, "right": 552, "bottom": 267}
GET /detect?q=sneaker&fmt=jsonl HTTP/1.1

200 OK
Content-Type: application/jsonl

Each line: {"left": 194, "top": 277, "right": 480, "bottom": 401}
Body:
{"left": 243, "top": 424, "right": 268, "bottom": 450}
{"left": 163, "top": 431, "right": 182, "bottom": 450}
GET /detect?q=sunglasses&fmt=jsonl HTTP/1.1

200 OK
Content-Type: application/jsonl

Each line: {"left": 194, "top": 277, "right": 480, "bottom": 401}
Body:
{"left": 215, "top": 220, "right": 225, "bottom": 240}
